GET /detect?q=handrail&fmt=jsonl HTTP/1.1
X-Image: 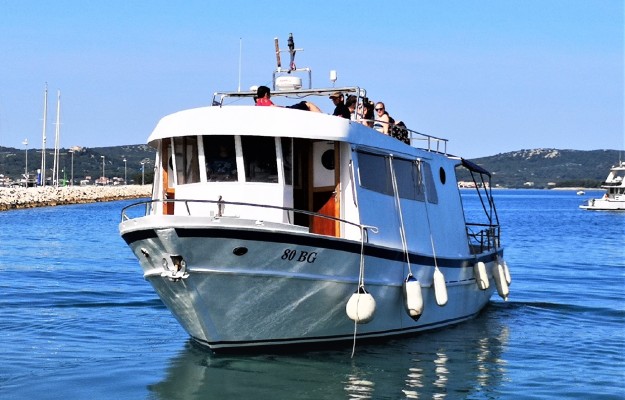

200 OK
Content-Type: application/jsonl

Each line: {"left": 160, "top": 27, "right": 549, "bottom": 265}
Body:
{"left": 465, "top": 222, "right": 500, "bottom": 253}
{"left": 355, "top": 118, "right": 448, "bottom": 154}
{"left": 121, "top": 198, "right": 374, "bottom": 235}
{"left": 212, "top": 86, "right": 365, "bottom": 105}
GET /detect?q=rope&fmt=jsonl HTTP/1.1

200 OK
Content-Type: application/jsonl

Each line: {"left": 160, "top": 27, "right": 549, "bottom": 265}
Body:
{"left": 351, "top": 225, "right": 367, "bottom": 358}
{"left": 389, "top": 156, "right": 413, "bottom": 276}
{"left": 350, "top": 224, "right": 378, "bottom": 358}
{"left": 419, "top": 160, "right": 440, "bottom": 271}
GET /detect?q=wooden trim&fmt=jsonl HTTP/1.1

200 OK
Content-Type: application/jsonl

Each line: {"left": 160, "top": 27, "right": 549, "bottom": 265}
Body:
{"left": 333, "top": 142, "right": 341, "bottom": 235}
{"left": 162, "top": 141, "right": 175, "bottom": 215}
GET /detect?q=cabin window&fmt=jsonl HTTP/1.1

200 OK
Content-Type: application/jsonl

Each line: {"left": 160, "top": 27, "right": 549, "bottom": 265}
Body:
{"left": 421, "top": 162, "right": 439, "bottom": 204}
{"left": 393, "top": 158, "right": 424, "bottom": 201}
{"left": 242, "top": 136, "right": 278, "bottom": 183}
{"left": 357, "top": 151, "right": 393, "bottom": 195}
{"left": 173, "top": 136, "right": 200, "bottom": 185}
{"left": 204, "top": 135, "right": 237, "bottom": 181}
{"left": 281, "top": 137, "right": 293, "bottom": 185}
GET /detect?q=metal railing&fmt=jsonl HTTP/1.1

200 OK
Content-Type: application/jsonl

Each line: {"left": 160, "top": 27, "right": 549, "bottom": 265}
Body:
{"left": 465, "top": 222, "right": 500, "bottom": 254}
{"left": 356, "top": 119, "right": 448, "bottom": 154}
{"left": 121, "top": 198, "right": 374, "bottom": 239}
{"left": 408, "top": 130, "right": 448, "bottom": 154}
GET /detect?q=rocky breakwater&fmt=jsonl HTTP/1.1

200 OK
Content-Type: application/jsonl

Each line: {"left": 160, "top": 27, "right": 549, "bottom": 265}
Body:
{"left": 0, "top": 185, "right": 152, "bottom": 211}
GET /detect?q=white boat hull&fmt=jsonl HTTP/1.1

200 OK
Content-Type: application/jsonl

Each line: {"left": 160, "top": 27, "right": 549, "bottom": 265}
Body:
{"left": 580, "top": 162, "right": 625, "bottom": 211}
{"left": 121, "top": 216, "right": 498, "bottom": 351}
{"left": 579, "top": 198, "right": 625, "bottom": 211}
{"left": 119, "top": 37, "right": 508, "bottom": 351}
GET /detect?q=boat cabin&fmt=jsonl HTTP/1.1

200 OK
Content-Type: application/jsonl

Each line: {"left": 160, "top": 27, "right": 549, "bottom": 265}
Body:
{"left": 145, "top": 89, "right": 498, "bottom": 259}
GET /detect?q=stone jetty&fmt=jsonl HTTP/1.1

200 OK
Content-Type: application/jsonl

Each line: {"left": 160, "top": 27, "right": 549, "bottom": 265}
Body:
{"left": 0, "top": 185, "right": 152, "bottom": 211}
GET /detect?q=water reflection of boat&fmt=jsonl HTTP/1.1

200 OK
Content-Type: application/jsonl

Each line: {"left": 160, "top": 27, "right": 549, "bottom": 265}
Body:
{"left": 119, "top": 34, "right": 510, "bottom": 352}
{"left": 148, "top": 305, "right": 510, "bottom": 399}
{"left": 580, "top": 161, "right": 625, "bottom": 211}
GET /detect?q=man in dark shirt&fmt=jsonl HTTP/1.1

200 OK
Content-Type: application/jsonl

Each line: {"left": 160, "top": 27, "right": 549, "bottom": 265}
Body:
{"left": 329, "top": 92, "right": 350, "bottom": 119}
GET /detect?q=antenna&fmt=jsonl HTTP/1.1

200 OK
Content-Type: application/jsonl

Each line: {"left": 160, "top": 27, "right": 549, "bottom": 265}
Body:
{"left": 274, "top": 37, "right": 281, "bottom": 69}
{"left": 272, "top": 34, "right": 310, "bottom": 89}
{"left": 238, "top": 38, "right": 242, "bottom": 92}
{"left": 288, "top": 33, "right": 296, "bottom": 71}
{"left": 330, "top": 70, "right": 337, "bottom": 86}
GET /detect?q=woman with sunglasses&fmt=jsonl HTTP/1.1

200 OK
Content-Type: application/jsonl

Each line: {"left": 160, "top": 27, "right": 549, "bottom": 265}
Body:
{"left": 373, "top": 102, "right": 393, "bottom": 134}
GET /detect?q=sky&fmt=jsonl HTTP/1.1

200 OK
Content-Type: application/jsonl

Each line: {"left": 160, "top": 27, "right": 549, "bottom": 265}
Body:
{"left": 0, "top": 0, "right": 623, "bottom": 159}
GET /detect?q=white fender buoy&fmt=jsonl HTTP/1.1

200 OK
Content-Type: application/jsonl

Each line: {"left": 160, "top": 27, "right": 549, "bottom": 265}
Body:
{"left": 473, "top": 261, "right": 489, "bottom": 290}
{"left": 433, "top": 267, "right": 448, "bottom": 306}
{"left": 502, "top": 260, "right": 512, "bottom": 286}
{"left": 346, "top": 288, "right": 376, "bottom": 324}
{"left": 493, "top": 263, "right": 509, "bottom": 301}
{"left": 403, "top": 275, "right": 424, "bottom": 320}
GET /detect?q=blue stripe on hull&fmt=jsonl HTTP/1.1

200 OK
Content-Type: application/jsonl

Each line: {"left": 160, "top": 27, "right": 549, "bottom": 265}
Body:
{"left": 122, "top": 226, "right": 502, "bottom": 268}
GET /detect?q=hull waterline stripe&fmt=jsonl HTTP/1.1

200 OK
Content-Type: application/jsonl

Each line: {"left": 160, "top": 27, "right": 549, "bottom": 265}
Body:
{"left": 122, "top": 226, "right": 501, "bottom": 267}
{"left": 121, "top": 229, "right": 157, "bottom": 245}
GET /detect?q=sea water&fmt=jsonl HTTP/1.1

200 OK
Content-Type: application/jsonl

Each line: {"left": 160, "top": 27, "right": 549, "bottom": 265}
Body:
{"left": 0, "top": 190, "right": 623, "bottom": 399}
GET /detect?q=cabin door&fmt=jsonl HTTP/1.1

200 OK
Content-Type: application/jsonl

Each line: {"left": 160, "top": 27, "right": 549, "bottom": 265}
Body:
{"left": 310, "top": 141, "right": 340, "bottom": 236}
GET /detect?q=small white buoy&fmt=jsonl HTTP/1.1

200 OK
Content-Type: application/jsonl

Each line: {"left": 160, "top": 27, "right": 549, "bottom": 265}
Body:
{"left": 502, "top": 260, "right": 512, "bottom": 286}
{"left": 473, "top": 261, "right": 490, "bottom": 290}
{"left": 346, "top": 288, "right": 376, "bottom": 324}
{"left": 403, "top": 275, "right": 424, "bottom": 320}
{"left": 493, "top": 263, "right": 509, "bottom": 301}
{"left": 433, "top": 267, "right": 448, "bottom": 306}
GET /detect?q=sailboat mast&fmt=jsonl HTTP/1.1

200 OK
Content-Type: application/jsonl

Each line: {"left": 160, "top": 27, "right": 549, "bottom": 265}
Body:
{"left": 52, "top": 90, "right": 61, "bottom": 187}
{"left": 40, "top": 83, "right": 48, "bottom": 187}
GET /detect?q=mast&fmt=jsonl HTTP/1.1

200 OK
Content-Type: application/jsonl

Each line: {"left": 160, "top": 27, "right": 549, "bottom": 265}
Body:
{"left": 40, "top": 84, "right": 48, "bottom": 187}
{"left": 52, "top": 90, "right": 61, "bottom": 187}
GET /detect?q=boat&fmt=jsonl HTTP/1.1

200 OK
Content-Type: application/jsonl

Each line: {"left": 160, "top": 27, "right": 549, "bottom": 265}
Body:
{"left": 580, "top": 161, "right": 625, "bottom": 211}
{"left": 119, "top": 34, "right": 510, "bottom": 352}
{"left": 576, "top": 190, "right": 585, "bottom": 195}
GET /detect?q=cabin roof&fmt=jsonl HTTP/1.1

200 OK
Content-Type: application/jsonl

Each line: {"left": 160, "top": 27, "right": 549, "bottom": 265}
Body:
{"left": 147, "top": 105, "right": 441, "bottom": 160}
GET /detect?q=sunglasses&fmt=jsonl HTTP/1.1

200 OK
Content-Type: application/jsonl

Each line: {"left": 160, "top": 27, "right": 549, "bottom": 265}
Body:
{"left": 375, "top": 108, "right": 384, "bottom": 111}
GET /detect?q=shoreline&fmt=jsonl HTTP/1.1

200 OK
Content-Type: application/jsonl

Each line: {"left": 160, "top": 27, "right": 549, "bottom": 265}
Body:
{"left": 0, "top": 185, "right": 152, "bottom": 211}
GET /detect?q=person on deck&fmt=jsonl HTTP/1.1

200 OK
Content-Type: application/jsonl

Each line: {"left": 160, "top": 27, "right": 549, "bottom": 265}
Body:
{"left": 255, "top": 86, "right": 322, "bottom": 112}
{"left": 256, "top": 86, "right": 275, "bottom": 106}
{"left": 373, "top": 102, "right": 394, "bottom": 134}
{"left": 358, "top": 98, "right": 375, "bottom": 127}
{"left": 345, "top": 95, "right": 358, "bottom": 120}
{"left": 329, "top": 92, "right": 350, "bottom": 119}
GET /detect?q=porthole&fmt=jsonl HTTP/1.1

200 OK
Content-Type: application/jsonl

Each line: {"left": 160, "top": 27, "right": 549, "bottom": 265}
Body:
{"left": 321, "top": 150, "right": 335, "bottom": 170}
{"left": 439, "top": 167, "right": 446, "bottom": 185}
{"left": 233, "top": 247, "right": 248, "bottom": 256}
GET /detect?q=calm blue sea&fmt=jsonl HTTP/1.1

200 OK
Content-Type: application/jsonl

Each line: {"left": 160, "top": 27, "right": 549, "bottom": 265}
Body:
{"left": 0, "top": 190, "right": 623, "bottom": 399}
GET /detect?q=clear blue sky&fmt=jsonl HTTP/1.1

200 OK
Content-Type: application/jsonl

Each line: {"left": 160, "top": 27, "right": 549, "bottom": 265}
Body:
{"left": 0, "top": 0, "right": 622, "bottom": 159}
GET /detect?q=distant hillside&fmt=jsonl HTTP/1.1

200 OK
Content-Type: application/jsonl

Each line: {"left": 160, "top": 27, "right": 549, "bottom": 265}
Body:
{"left": 0, "top": 144, "right": 155, "bottom": 185}
{"left": 463, "top": 149, "right": 621, "bottom": 188}
{"left": 1, "top": 144, "right": 620, "bottom": 188}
